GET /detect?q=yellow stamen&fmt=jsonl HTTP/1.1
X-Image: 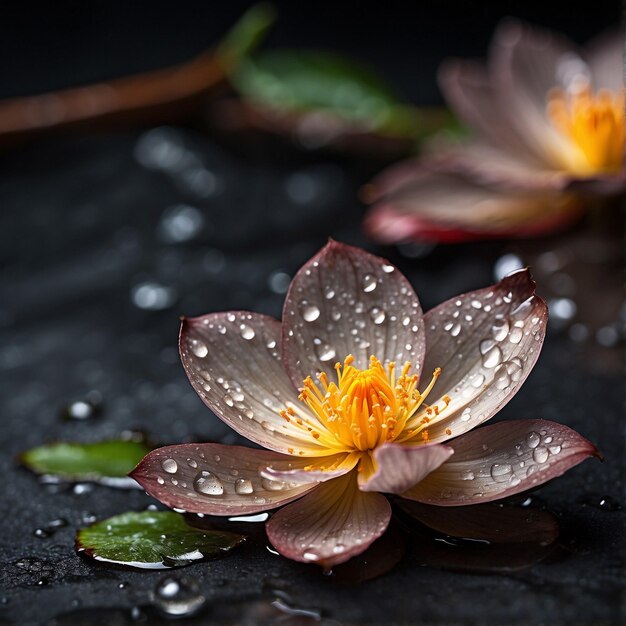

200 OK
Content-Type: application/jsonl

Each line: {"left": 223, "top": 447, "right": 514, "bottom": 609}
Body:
{"left": 547, "top": 85, "right": 625, "bottom": 174}
{"left": 293, "top": 354, "right": 444, "bottom": 453}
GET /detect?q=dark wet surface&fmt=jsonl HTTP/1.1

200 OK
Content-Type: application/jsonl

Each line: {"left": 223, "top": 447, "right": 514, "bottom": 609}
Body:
{"left": 1, "top": 1, "right": 625, "bottom": 622}
{"left": 0, "top": 124, "right": 624, "bottom": 625}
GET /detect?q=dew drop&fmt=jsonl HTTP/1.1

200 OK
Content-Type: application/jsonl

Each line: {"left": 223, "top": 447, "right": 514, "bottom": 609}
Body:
{"left": 471, "top": 373, "right": 485, "bottom": 388}
{"left": 302, "top": 304, "right": 321, "bottom": 322}
{"left": 479, "top": 340, "right": 502, "bottom": 368}
{"left": 240, "top": 324, "right": 255, "bottom": 340}
{"left": 491, "top": 317, "right": 510, "bottom": 342}
{"left": 490, "top": 463, "right": 512, "bottom": 482}
{"left": 302, "top": 551, "right": 319, "bottom": 561}
{"left": 471, "top": 300, "right": 482, "bottom": 309}
{"left": 187, "top": 459, "right": 198, "bottom": 469}
{"left": 509, "top": 327, "right": 523, "bottom": 344}
{"left": 525, "top": 431, "right": 541, "bottom": 449}
{"left": 161, "top": 459, "right": 178, "bottom": 474}
{"left": 313, "top": 338, "right": 336, "bottom": 362}
{"left": 532, "top": 446, "right": 550, "bottom": 464}
{"left": 494, "top": 364, "right": 511, "bottom": 390}
{"left": 461, "top": 470, "right": 475, "bottom": 481}
{"left": 157, "top": 477, "right": 165, "bottom": 485}
{"left": 370, "top": 307, "right": 386, "bottom": 325}
{"left": 261, "top": 478, "right": 289, "bottom": 491}
{"left": 362, "top": 274, "right": 378, "bottom": 293}
{"left": 193, "top": 471, "right": 224, "bottom": 495}
{"left": 324, "top": 287, "right": 335, "bottom": 300}
{"left": 234, "top": 478, "right": 254, "bottom": 495}
{"left": 382, "top": 264, "right": 395, "bottom": 273}
{"left": 450, "top": 323, "right": 461, "bottom": 337}
{"left": 189, "top": 338, "right": 208, "bottom": 358}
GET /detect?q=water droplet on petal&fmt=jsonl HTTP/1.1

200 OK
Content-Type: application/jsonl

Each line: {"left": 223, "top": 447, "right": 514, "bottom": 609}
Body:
{"left": 532, "top": 446, "right": 550, "bottom": 464}
{"left": 491, "top": 317, "right": 510, "bottom": 342}
{"left": 193, "top": 471, "right": 224, "bottom": 495}
{"left": 313, "top": 338, "right": 336, "bottom": 362}
{"left": 526, "top": 431, "right": 541, "bottom": 449}
{"left": 370, "top": 307, "right": 386, "bottom": 325}
{"left": 301, "top": 304, "right": 321, "bottom": 322}
{"left": 189, "top": 338, "right": 208, "bottom": 358}
{"left": 479, "top": 340, "right": 502, "bottom": 368}
{"left": 161, "top": 459, "right": 178, "bottom": 474}
{"left": 234, "top": 478, "right": 254, "bottom": 495}
{"left": 490, "top": 463, "right": 512, "bottom": 482}
{"left": 261, "top": 478, "right": 288, "bottom": 491}
{"left": 509, "top": 327, "right": 523, "bottom": 344}
{"left": 362, "top": 274, "right": 378, "bottom": 293}
{"left": 240, "top": 324, "right": 255, "bottom": 340}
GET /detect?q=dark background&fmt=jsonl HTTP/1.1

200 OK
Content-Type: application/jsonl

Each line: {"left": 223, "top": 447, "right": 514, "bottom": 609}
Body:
{"left": 0, "top": 1, "right": 624, "bottom": 624}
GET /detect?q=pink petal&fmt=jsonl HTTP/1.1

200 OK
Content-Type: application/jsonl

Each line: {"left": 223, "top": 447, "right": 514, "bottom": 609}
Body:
{"left": 490, "top": 19, "right": 581, "bottom": 167}
{"left": 359, "top": 443, "right": 453, "bottom": 493}
{"left": 438, "top": 58, "right": 538, "bottom": 161}
{"left": 364, "top": 169, "right": 582, "bottom": 244}
{"left": 281, "top": 240, "right": 425, "bottom": 385}
{"left": 406, "top": 269, "right": 549, "bottom": 443}
{"left": 260, "top": 451, "right": 359, "bottom": 485}
{"left": 180, "top": 312, "right": 328, "bottom": 456}
{"left": 266, "top": 471, "right": 391, "bottom": 567}
{"left": 403, "top": 419, "right": 598, "bottom": 506}
{"left": 130, "top": 443, "right": 318, "bottom": 515}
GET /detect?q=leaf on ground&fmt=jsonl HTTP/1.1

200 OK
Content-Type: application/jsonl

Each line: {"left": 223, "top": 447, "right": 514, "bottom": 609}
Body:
{"left": 76, "top": 511, "right": 245, "bottom": 569}
{"left": 20, "top": 439, "right": 152, "bottom": 486}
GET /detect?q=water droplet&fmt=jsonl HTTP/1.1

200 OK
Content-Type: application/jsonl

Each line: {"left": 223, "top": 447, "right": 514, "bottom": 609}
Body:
{"left": 494, "top": 364, "right": 511, "bottom": 390}
{"left": 240, "top": 324, "right": 255, "bottom": 340}
{"left": 471, "top": 373, "right": 485, "bottom": 388}
{"left": 313, "top": 338, "right": 336, "bottom": 362}
{"left": 187, "top": 459, "right": 198, "bottom": 469}
{"left": 382, "top": 264, "right": 395, "bottom": 273}
{"left": 223, "top": 394, "right": 234, "bottom": 407}
{"left": 193, "top": 471, "right": 224, "bottom": 495}
{"left": 234, "top": 478, "right": 254, "bottom": 495}
{"left": 157, "top": 477, "right": 165, "bottom": 485}
{"left": 461, "top": 470, "right": 475, "bottom": 481}
{"left": 526, "top": 431, "right": 541, "bottom": 449}
{"left": 261, "top": 478, "right": 289, "bottom": 491}
{"left": 548, "top": 445, "right": 562, "bottom": 455}
{"left": 370, "top": 307, "right": 386, "bottom": 325}
{"left": 460, "top": 407, "right": 472, "bottom": 421}
{"left": 324, "top": 287, "right": 335, "bottom": 300}
{"left": 479, "top": 340, "right": 502, "bottom": 368}
{"left": 490, "top": 463, "right": 512, "bottom": 482}
{"left": 189, "top": 338, "right": 208, "bottom": 358}
{"left": 161, "top": 459, "right": 178, "bottom": 474}
{"left": 471, "top": 300, "right": 482, "bottom": 309}
{"left": 509, "top": 327, "right": 523, "bottom": 344}
{"left": 155, "top": 576, "right": 206, "bottom": 618}
{"left": 510, "top": 297, "right": 534, "bottom": 323}
{"left": 302, "top": 550, "right": 319, "bottom": 561}
{"left": 532, "top": 446, "right": 550, "bottom": 464}
{"left": 302, "top": 304, "right": 321, "bottom": 322}
{"left": 450, "top": 323, "right": 461, "bottom": 337}
{"left": 491, "top": 317, "right": 510, "bottom": 342}
{"left": 362, "top": 274, "right": 377, "bottom": 293}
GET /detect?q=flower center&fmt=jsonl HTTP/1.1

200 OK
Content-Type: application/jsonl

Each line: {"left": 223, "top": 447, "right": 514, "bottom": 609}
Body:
{"left": 547, "top": 86, "right": 625, "bottom": 175}
{"left": 281, "top": 355, "right": 447, "bottom": 453}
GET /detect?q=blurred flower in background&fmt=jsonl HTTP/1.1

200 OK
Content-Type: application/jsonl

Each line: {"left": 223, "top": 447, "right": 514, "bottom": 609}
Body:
{"left": 364, "top": 20, "right": 625, "bottom": 243}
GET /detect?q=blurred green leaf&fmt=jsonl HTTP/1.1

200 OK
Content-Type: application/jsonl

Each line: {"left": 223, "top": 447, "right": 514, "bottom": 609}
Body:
{"left": 232, "top": 50, "right": 423, "bottom": 137}
{"left": 76, "top": 511, "right": 245, "bottom": 569}
{"left": 217, "top": 3, "right": 277, "bottom": 70}
{"left": 21, "top": 440, "right": 151, "bottom": 483}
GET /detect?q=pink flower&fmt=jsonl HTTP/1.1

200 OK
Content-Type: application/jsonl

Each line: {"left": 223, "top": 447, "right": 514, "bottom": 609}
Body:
{"left": 131, "top": 242, "right": 597, "bottom": 567}
{"left": 364, "top": 20, "right": 625, "bottom": 243}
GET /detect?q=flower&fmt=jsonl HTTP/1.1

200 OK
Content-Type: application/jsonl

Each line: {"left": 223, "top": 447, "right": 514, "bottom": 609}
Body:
{"left": 363, "top": 20, "right": 625, "bottom": 244}
{"left": 131, "top": 241, "right": 598, "bottom": 567}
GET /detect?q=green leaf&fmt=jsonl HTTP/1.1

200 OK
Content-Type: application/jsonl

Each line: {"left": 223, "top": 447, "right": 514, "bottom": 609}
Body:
{"left": 231, "top": 50, "right": 421, "bottom": 137}
{"left": 217, "top": 3, "right": 277, "bottom": 70}
{"left": 76, "top": 511, "right": 245, "bottom": 569}
{"left": 21, "top": 439, "right": 152, "bottom": 485}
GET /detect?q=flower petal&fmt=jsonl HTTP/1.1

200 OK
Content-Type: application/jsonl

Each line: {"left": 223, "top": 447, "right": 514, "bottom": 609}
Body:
{"left": 180, "top": 312, "right": 328, "bottom": 456}
{"left": 586, "top": 30, "right": 624, "bottom": 92}
{"left": 281, "top": 240, "right": 425, "bottom": 385}
{"left": 403, "top": 419, "right": 598, "bottom": 506}
{"left": 400, "top": 268, "right": 548, "bottom": 443}
{"left": 130, "top": 443, "right": 318, "bottom": 515}
{"left": 260, "top": 451, "right": 359, "bottom": 485}
{"left": 358, "top": 443, "right": 453, "bottom": 493}
{"left": 438, "top": 58, "right": 538, "bottom": 161}
{"left": 490, "top": 19, "right": 581, "bottom": 168}
{"left": 364, "top": 169, "right": 582, "bottom": 244}
{"left": 266, "top": 471, "right": 391, "bottom": 567}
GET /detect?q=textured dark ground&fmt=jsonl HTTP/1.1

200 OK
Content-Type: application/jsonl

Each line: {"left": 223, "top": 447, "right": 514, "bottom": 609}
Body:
{"left": 0, "top": 2, "right": 624, "bottom": 624}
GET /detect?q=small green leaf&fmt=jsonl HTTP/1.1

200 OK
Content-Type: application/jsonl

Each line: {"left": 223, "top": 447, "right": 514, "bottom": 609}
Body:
{"left": 76, "top": 511, "right": 245, "bottom": 569}
{"left": 21, "top": 440, "right": 152, "bottom": 485}
{"left": 232, "top": 50, "right": 421, "bottom": 137}
{"left": 217, "top": 3, "right": 277, "bottom": 70}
